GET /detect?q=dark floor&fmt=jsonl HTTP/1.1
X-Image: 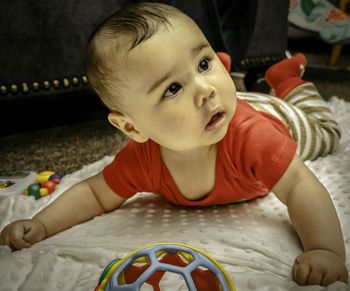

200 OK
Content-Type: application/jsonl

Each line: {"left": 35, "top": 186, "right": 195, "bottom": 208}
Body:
{"left": 0, "top": 94, "right": 128, "bottom": 175}
{"left": 1, "top": 37, "right": 349, "bottom": 175}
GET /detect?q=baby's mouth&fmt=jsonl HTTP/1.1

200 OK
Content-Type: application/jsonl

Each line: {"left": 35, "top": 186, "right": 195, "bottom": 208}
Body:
{"left": 205, "top": 110, "right": 226, "bottom": 131}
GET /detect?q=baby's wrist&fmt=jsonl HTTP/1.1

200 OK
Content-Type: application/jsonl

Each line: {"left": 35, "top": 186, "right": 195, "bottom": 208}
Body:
{"left": 306, "top": 248, "right": 345, "bottom": 262}
{"left": 32, "top": 217, "right": 48, "bottom": 238}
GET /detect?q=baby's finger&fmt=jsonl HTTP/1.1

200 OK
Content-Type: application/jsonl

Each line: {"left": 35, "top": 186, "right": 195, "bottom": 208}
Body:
{"left": 23, "top": 228, "right": 41, "bottom": 244}
{"left": 8, "top": 225, "right": 31, "bottom": 250}
{"left": 1, "top": 229, "right": 13, "bottom": 248}
{"left": 307, "top": 269, "right": 323, "bottom": 286}
{"left": 0, "top": 233, "right": 5, "bottom": 245}
{"left": 337, "top": 268, "right": 349, "bottom": 284}
{"left": 321, "top": 273, "right": 337, "bottom": 287}
{"left": 293, "top": 259, "right": 310, "bottom": 286}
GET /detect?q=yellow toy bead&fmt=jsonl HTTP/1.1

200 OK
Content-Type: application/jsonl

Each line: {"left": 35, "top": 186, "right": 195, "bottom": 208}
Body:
{"left": 36, "top": 171, "right": 56, "bottom": 184}
{"left": 40, "top": 188, "right": 49, "bottom": 197}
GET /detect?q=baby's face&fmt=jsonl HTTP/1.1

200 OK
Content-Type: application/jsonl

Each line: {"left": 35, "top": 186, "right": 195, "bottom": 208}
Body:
{"left": 118, "top": 14, "right": 237, "bottom": 152}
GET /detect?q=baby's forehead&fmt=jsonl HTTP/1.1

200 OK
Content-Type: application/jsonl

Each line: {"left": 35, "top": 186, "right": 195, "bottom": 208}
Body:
{"left": 101, "top": 13, "right": 205, "bottom": 76}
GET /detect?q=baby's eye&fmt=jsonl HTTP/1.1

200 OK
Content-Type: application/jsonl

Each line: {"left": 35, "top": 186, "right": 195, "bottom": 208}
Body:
{"left": 163, "top": 82, "right": 182, "bottom": 98}
{"left": 198, "top": 58, "right": 210, "bottom": 73}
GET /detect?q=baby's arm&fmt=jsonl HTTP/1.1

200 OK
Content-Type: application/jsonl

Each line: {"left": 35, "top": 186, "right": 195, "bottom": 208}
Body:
{"left": 0, "top": 172, "right": 125, "bottom": 250}
{"left": 273, "top": 155, "right": 348, "bottom": 286}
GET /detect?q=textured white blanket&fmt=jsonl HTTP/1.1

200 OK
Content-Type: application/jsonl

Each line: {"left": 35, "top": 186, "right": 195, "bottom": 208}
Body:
{"left": 0, "top": 97, "right": 349, "bottom": 291}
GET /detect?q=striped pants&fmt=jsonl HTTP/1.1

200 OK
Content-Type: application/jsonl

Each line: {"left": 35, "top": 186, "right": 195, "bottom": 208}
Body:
{"left": 238, "top": 82, "right": 341, "bottom": 161}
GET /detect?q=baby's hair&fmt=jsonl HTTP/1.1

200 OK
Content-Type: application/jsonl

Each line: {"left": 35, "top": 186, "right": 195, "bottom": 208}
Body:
{"left": 85, "top": 3, "right": 182, "bottom": 112}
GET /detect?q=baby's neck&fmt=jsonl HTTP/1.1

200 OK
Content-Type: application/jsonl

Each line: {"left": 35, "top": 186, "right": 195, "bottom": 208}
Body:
{"left": 160, "top": 144, "right": 218, "bottom": 200}
{"left": 160, "top": 144, "right": 217, "bottom": 165}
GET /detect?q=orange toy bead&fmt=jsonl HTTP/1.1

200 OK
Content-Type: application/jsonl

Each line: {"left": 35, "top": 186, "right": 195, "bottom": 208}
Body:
{"left": 42, "top": 180, "right": 57, "bottom": 194}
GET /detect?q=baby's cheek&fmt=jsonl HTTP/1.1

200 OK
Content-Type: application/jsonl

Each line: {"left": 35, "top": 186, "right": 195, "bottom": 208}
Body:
{"left": 162, "top": 114, "right": 191, "bottom": 132}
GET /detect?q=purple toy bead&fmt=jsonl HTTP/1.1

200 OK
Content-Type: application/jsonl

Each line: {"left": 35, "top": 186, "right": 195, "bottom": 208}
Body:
{"left": 49, "top": 173, "right": 63, "bottom": 183}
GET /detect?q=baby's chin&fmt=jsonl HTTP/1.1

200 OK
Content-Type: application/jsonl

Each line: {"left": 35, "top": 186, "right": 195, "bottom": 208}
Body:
{"left": 205, "top": 121, "right": 231, "bottom": 146}
{"left": 214, "top": 125, "right": 230, "bottom": 144}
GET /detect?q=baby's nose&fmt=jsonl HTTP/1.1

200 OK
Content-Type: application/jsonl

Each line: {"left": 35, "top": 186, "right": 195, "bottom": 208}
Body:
{"left": 194, "top": 79, "right": 215, "bottom": 107}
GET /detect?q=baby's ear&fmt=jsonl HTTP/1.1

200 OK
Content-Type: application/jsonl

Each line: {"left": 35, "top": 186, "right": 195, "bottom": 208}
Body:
{"left": 108, "top": 112, "right": 149, "bottom": 143}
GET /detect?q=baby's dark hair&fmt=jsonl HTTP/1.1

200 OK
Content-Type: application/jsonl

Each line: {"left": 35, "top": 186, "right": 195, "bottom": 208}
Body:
{"left": 85, "top": 2, "right": 182, "bottom": 112}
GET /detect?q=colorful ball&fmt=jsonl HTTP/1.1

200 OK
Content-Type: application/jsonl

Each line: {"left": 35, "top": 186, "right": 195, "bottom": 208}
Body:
{"left": 95, "top": 243, "right": 235, "bottom": 291}
{"left": 23, "top": 170, "right": 63, "bottom": 199}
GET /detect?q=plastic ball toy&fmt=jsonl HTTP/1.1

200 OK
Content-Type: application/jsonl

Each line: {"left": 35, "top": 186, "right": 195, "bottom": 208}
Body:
{"left": 24, "top": 171, "right": 63, "bottom": 200}
{"left": 95, "top": 242, "right": 236, "bottom": 291}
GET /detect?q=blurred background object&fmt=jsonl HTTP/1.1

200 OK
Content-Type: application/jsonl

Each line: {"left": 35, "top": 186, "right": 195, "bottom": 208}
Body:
{"left": 288, "top": 0, "right": 350, "bottom": 66}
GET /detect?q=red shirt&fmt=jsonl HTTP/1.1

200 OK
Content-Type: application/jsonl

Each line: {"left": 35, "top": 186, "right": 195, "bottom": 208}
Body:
{"left": 103, "top": 99, "right": 297, "bottom": 206}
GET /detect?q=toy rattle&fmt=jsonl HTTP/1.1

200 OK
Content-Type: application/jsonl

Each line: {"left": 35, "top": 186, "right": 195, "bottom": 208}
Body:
{"left": 95, "top": 242, "right": 236, "bottom": 291}
{"left": 24, "top": 170, "right": 63, "bottom": 200}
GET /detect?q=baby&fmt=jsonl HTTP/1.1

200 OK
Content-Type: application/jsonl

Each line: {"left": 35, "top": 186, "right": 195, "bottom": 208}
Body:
{"left": 0, "top": 2, "right": 348, "bottom": 287}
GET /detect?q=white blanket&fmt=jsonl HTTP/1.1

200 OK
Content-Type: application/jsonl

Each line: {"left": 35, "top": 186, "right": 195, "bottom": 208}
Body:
{"left": 0, "top": 97, "right": 349, "bottom": 291}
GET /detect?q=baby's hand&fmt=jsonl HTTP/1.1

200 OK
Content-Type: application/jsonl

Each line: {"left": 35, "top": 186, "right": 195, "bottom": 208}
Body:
{"left": 293, "top": 249, "right": 348, "bottom": 286}
{"left": 0, "top": 219, "right": 47, "bottom": 250}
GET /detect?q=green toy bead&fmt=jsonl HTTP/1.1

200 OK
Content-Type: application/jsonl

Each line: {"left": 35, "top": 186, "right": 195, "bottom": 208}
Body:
{"left": 28, "top": 183, "right": 40, "bottom": 194}
{"left": 28, "top": 183, "right": 41, "bottom": 199}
